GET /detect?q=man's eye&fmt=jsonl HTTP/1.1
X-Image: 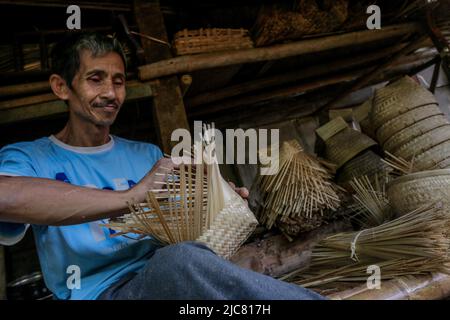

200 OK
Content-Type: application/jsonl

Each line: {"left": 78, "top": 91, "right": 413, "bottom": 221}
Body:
{"left": 89, "top": 77, "right": 101, "bottom": 83}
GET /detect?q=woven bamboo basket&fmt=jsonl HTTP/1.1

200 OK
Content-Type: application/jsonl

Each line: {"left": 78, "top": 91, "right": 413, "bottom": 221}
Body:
{"left": 394, "top": 125, "right": 450, "bottom": 161}
{"left": 376, "top": 104, "right": 443, "bottom": 145}
{"left": 433, "top": 156, "right": 450, "bottom": 169}
{"left": 413, "top": 140, "right": 450, "bottom": 170}
{"left": 337, "top": 150, "right": 392, "bottom": 184}
{"left": 323, "top": 128, "right": 377, "bottom": 170}
{"left": 173, "top": 28, "right": 254, "bottom": 55}
{"left": 387, "top": 169, "right": 450, "bottom": 215}
{"left": 371, "top": 76, "right": 437, "bottom": 131}
{"left": 105, "top": 126, "right": 258, "bottom": 259}
{"left": 382, "top": 115, "right": 450, "bottom": 152}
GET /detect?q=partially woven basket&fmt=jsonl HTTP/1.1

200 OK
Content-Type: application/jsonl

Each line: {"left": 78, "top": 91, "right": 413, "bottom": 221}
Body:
{"left": 394, "top": 125, "right": 450, "bottom": 161}
{"left": 382, "top": 114, "right": 450, "bottom": 152}
{"left": 387, "top": 169, "right": 450, "bottom": 215}
{"left": 173, "top": 28, "right": 254, "bottom": 55}
{"left": 371, "top": 76, "right": 438, "bottom": 131}
{"left": 105, "top": 125, "right": 258, "bottom": 259}
{"left": 376, "top": 104, "right": 443, "bottom": 146}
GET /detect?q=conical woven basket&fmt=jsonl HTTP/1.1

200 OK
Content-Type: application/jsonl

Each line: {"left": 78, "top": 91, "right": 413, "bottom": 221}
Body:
{"left": 371, "top": 76, "right": 437, "bottom": 131}
{"left": 382, "top": 114, "right": 450, "bottom": 152}
{"left": 337, "top": 150, "right": 392, "bottom": 184}
{"left": 387, "top": 169, "right": 450, "bottom": 215}
{"left": 413, "top": 139, "right": 450, "bottom": 170}
{"left": 394, "top": 125, "right": 450, "bottom": 161}
{"left": 376, "top": 104, "right": 443, "bottom": 145}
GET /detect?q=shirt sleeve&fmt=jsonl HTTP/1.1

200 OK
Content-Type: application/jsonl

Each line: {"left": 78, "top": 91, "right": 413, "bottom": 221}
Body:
{"left": 0, "top": 144, "right": 37, "bottom": 246}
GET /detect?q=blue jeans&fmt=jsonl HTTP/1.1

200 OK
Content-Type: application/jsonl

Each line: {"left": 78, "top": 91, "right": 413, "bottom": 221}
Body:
{"left": 97, "top": 241, "right": 324, "bottom": 300}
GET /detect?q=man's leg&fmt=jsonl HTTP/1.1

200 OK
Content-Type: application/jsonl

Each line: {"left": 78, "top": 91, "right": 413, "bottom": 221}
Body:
{"left": 98, "top": 241, "right": 324, "bottom": 300}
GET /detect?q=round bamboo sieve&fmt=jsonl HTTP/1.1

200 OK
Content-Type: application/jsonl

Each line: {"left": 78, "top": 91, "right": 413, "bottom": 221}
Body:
{"left": 413, "top": 140, "right": 450, "bottom": 170}
{"left": 372, "top": 76, "right": 437, "bottom": 131}
{"left": 376, "top": 104, "right": 443, "bottom": 145}
{"left": 325, "top": 127, "right": 377, "bottom": 169}
{"left": 394, "top": 125, "right": 450, "bottom": 161}
{"left": 387, "top": 169, "right": 450, "bottom": 215}
{"left": 382, "top": 114, "right": 450, "bottom": 152}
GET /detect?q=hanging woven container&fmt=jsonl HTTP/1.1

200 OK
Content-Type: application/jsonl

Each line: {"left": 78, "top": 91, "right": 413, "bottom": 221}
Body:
{"left": 382, "top": 114, "right": 450, "bottom": 153}
{"left": 105, "top": 125, "right": 258, "bottom": 259}
{"left": 173, "top": 28, "right": 254, "bottom": 55}
{"left": 337, "top": 150, "right": 392, "bottom": 184}
{"left": 387, "top": 169, "right": 450, "bottom": 216}
{"left": 393, "top": 125, "right": 450, "bottom": 161}
{"left": 375, "top": 104, "right": 443, "bottom": 146}
{"left": 371, "top": 76, "right": 438, "bottom": 131}
{"left": 316, "top": 117, "right": 377, "bottom": 169}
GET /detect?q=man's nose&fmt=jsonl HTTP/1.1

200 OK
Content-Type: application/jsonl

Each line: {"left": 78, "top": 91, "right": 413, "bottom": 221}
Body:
{"left": 100, "top": 80, "right": 117, "bottom": 100}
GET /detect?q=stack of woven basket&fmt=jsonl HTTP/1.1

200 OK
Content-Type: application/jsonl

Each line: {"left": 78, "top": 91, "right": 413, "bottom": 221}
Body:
{"left": 316, "top": 117, "right": 390, "bottom": 185}
{"left": 371, "top": 76, "right": 450, "bottom": 170}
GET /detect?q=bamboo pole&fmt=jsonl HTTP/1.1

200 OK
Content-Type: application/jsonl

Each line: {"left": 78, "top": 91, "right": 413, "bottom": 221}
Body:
{"left": 328, "top": 273, "right": 450, "bottom": 300}
{"left": 186, "top": 43, "right": 409, "bottom": 108}
{"left": 189, "top": 50, "right": 437, "bottom": 118}
{"left": 139, "top": 23, "right": 422, "bottom": 80}
{"left": 0, "top": 81, "right": 50, "bottom": 98}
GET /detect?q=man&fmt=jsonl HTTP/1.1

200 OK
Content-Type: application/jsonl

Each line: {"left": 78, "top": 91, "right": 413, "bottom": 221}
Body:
{"left": 0, "top": 32, "right": 323, "bottom": 300}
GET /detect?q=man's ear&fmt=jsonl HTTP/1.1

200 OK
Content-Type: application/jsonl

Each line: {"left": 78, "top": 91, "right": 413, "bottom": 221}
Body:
{"left": 49, "top": 74, "right": 70, "bottom": 100}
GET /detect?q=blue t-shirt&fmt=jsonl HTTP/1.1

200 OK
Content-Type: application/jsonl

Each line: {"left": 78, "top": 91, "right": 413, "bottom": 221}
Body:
{"left": 0, "top": 135, "right": 163, "bottom": 300}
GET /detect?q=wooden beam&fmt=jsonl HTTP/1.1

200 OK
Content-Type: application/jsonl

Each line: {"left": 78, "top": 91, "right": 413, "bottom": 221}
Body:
{"left": 134, "top": 0, "right": 189, "bottom": 154}
{"left": 186, "top": 43, "right": 410, "bottom": 108}
{"left": 0, "top": 82, "right": 153, "bottom": 124}
{"left": 139, "top": 23, "right": 422, "bottom": 80}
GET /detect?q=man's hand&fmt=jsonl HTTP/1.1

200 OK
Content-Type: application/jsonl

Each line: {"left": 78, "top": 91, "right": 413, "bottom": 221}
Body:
{"left": 228, "top": 181, "right": 249, "bottom": 201}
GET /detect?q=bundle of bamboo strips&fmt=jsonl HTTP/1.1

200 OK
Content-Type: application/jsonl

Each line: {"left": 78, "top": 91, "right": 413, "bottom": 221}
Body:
{"left": 348, "top": 175, "right": 393, "bottom": 228}
{"left": 104, "top": 124, "right": 258, "bottom": 259}
{"left": 258, "top": 140, "right": 341, "bottom": 233}
{"left": 283, "top": 203, "right": 450, "bottom": 288}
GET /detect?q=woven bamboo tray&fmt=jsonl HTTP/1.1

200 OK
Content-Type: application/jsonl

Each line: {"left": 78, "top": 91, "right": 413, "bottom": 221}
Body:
{"left": 382, "top": 115, "right": 450, "bottom": 152}
{"left": 372, "top": 76, "right": 437, "bottom": 131}
{"left": 337, "top": 150, "right": 391, "bottom": 183}
{"left": 387, "top": 169, "right": 450, "bottom": 215}
{"left": 394, "top": 125, "right": 450, "bottom": 161}
{"left": 325, "top": 127, "right": 377, "bottom": 169}
{"left": 376, "top": 104, "right": 443, "bottom": 145}
{"left": 413, "top": 140, "right": 450, "bottom": 170}
{"left": 173, "top": 28, "right": 254, "bottom": 55}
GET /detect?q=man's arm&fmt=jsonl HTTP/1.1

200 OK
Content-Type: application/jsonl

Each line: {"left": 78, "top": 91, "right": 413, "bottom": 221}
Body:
{"left": 0, "top": 158, "right": 175, "bottom": 226}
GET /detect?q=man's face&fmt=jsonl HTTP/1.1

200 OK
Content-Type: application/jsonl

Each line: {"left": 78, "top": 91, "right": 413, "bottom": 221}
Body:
{"left": 67, "top": 50, "right": 126, "bottom": 127}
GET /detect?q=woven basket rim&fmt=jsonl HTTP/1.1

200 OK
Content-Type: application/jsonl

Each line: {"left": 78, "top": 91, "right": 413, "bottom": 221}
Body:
{"left": 387, "top": 169, "right": 450, "bottom": 188}
{"left": 383, "top": 114, "right": 450, "bottom": 151}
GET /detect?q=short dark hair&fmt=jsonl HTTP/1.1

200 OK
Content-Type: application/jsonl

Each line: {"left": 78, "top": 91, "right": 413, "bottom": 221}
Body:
{"left": 50, "top": 32, "right": 127, "bottom": 88}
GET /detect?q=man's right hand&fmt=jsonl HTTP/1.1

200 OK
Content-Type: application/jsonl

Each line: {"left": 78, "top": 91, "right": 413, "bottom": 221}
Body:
{"left": 128, "top": 158, "right": 178, "bottom": 203}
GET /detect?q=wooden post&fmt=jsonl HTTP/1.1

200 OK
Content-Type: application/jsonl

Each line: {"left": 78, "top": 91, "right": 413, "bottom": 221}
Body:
{"left": 0, "top": 246, "right": 5, "bottom": 300}
{"left": 133, "top": 0, "right": 189, "bottom": 154}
